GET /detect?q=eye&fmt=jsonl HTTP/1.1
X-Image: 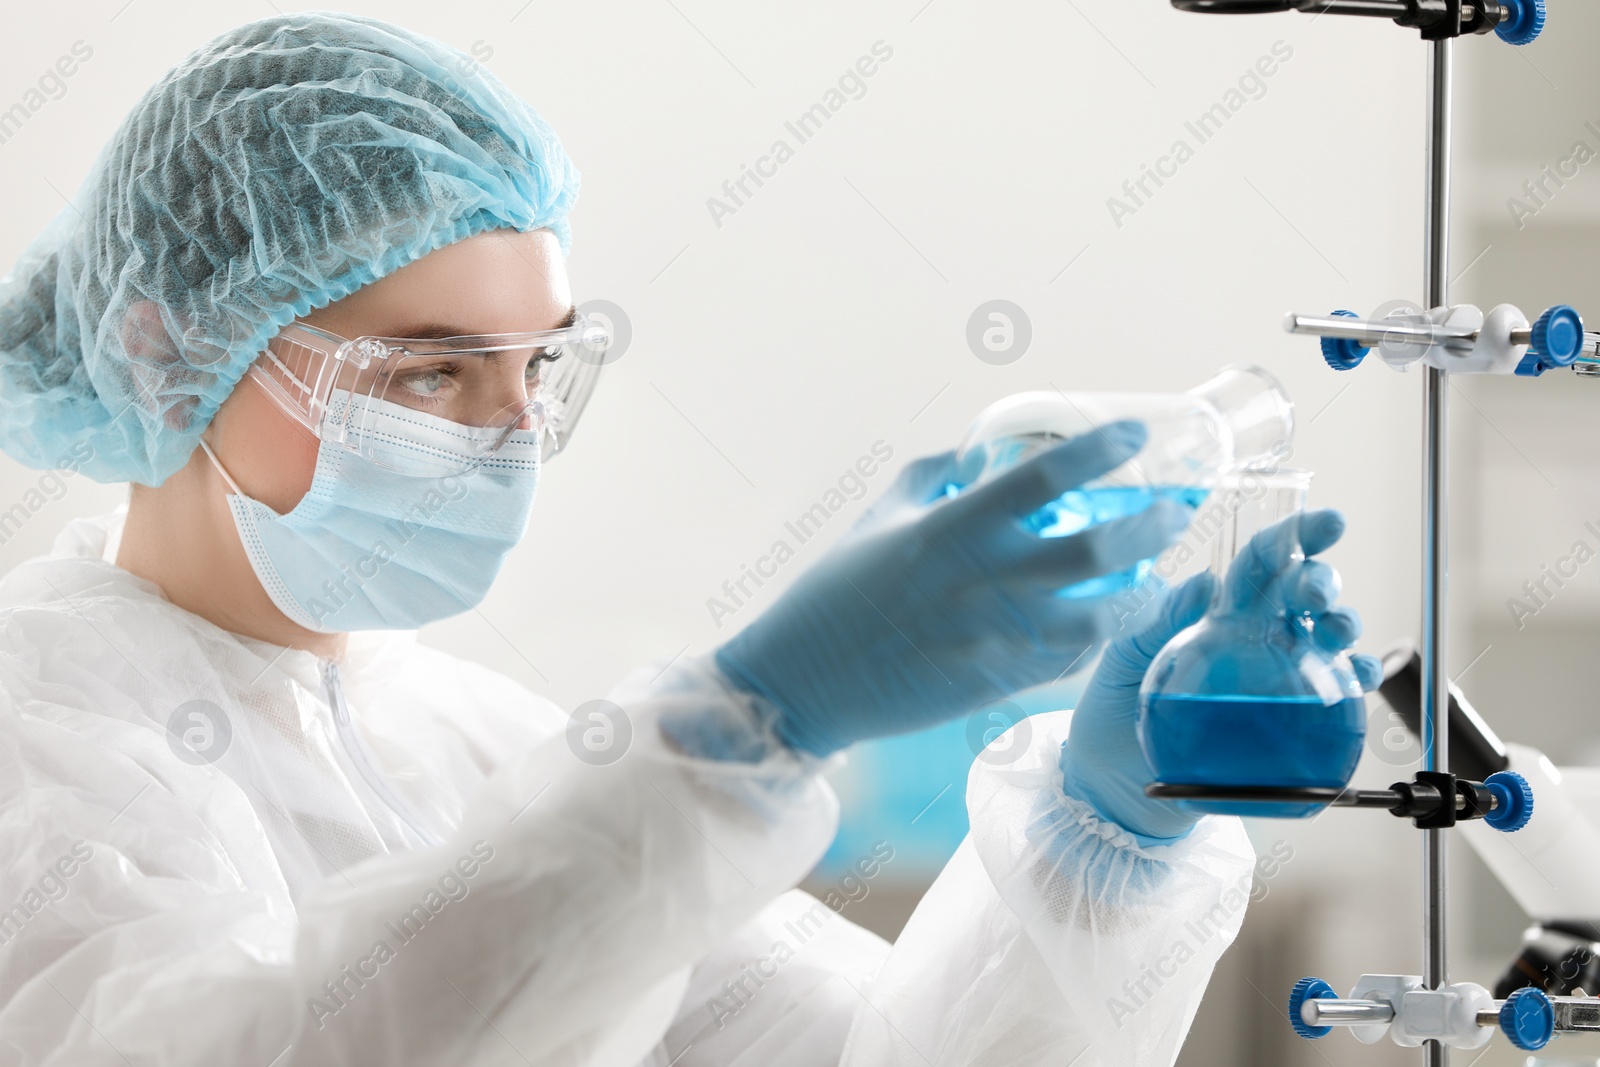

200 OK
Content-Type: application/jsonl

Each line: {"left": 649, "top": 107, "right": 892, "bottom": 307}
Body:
{"left": 396, "top": 363, "right": 458, "bottom": 399}
{"left": 526, "top": 347, "right": 560, "bottom": 384}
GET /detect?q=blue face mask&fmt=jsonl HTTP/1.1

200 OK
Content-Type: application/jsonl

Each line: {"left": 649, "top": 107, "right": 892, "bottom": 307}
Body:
{"left": 201, "top": 390, "right": 541, "bottom": 633}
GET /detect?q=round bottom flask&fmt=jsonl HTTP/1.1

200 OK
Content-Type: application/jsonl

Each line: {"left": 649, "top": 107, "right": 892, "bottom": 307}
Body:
{"left": 1136, "top": 472, "right": 1366, "bottom": 818}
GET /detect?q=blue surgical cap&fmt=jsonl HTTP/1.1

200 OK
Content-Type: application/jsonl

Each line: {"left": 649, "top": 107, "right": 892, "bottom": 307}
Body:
{"left": 0, "top": 13, "right": 579, "bottom": 485}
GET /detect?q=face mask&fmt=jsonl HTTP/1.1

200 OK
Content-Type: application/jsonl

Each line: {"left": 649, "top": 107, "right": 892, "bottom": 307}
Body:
{"left": 200, "top": 390, "right": 541, "bottom": 633}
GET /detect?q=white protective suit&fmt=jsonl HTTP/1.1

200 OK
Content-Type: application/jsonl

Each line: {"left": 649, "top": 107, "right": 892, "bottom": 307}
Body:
{"left": 0, "top": 511, "right": 1256, "bottom": 1066}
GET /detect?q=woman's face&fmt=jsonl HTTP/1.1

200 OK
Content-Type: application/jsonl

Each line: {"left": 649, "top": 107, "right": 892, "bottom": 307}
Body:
{"left": 207, "top": 228, "right": 572, "bottom": 512}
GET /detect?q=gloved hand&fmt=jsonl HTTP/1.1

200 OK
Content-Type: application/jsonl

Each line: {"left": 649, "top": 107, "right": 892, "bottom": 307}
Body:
{"left": 1058, "top": 508, "right": 1384, "bottom": 842}
{"left": 715, "top": 421, "right": 1193, "bottom": 757}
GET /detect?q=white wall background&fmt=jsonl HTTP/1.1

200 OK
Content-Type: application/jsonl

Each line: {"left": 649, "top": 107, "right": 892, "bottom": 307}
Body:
{"left": 0, "top": 2, "right": 1593, "bottom": 1063}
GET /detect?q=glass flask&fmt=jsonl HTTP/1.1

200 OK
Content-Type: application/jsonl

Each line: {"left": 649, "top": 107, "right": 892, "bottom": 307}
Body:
{"left": 1137, "top": 469, "right": 1367, "bottom": 818}
{"left": 954, "top": 364, "right": 1294, "bottom": 598}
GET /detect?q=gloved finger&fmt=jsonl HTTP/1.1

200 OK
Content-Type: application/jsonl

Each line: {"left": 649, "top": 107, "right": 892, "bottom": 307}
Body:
{"left": 1298, "top": 508, "right": 1349, "bottom": 558}
{"left": 849, "top": 450, "right": 965, "bottom": 536}
{"left": 1307, "top": 605, "right": 1362, "bottom": 656}
{"left": 949, "top": 581, "right": 1113, "bottom": 680}
{"left": 931, "top": 420, "right": 1147, "bottom": 537}
{"left": 1079, "top": 571, "right": 1215, "bottom": 690}
{"left": 966, "top": 570, "right": 1156, "bottom": 663}
{"left": 879, "top": 450, "right": 962, "bottom": 510}
{"left": 1223, "top": 514, "right": 1298, "bottom": 611}
{"left": 1223, "top": 508, "right": 1346, "bottom": 611}
{"left": 1352, "top": 653, "right": 1383, "bottom": 693}
{"left": 1010, "top": 498, "right": 1193, "bottom": 587}
{"left": 893, "top": 450, "right": 966, "bottom": 506}
{"left": 993, "top": 572, "right": 1168, "bottom": 646}
{"left": 1282, "top": 559, "right": 1341, "bottom": 617}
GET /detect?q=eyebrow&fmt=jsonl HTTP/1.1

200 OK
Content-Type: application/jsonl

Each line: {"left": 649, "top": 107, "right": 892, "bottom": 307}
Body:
{"left": 385, "top": 305, "right": 579, "bottom": 340}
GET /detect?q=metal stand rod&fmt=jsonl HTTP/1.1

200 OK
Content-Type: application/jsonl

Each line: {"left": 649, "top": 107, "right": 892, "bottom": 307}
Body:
{"left": 1144, "top": 781, "right": 1513, "bottom": 820}
{"left": 1304, "top": 999, "right": 1399, "bottom": 1026}
{"left": 1550, "top": 999, "right": 1600, "bottom": 1032}
{"left": 1286, "top": 312, "right": 1539, "bottom": 349}
{"left": 1421, "top": 35, "right": 1453, "bottom": 1067}
{"left": 1308, "top": 997, "right": 1600, "bottom": 1035}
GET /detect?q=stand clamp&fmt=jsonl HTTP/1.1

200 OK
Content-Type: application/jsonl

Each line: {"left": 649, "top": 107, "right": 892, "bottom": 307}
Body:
{"left": 1145, "top": 770, "right": 1533, "bottom": 831}
{"left": 1169, "top": 0, "right": 1545, "bottom": 45}
{"left": 1291, "top": 975, "right": 1599, "bottom": 1051}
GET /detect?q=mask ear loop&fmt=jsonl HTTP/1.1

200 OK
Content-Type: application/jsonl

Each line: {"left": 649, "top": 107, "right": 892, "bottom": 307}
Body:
{"left": 197, "top": 437, "right": 246, "bottom": 497}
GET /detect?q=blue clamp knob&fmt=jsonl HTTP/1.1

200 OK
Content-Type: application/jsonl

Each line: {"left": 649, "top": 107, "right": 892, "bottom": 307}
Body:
{"left": 1485, "top": 770, "right": 1535, "bottom": 832}
{"left": 1495, "top": 0, "right": 1546, "bottom": 46}
{"left": 1534, "top": 305, "right": 1584, "bottom": 365}
{"left": 1500, "top": 987, "right": 1555, "bottom": 1051}
{"left": 1289, "top": 977, "right": 1337, "bottom": 1039}
{"left": 1517, "top": 305, "right": 1584, "bottom": 376}
{"left": 1322, "top": 310, "right": 1369, "bottom": 371}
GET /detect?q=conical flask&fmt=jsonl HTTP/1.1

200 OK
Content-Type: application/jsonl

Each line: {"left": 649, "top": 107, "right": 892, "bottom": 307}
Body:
{"left": 955, "top": 364, "right": 1294, "bottom": 597}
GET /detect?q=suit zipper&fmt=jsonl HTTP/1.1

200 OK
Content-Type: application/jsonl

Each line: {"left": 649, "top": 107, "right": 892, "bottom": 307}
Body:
{"left": 322, "top": 658, "right": 442, "bottom": 847}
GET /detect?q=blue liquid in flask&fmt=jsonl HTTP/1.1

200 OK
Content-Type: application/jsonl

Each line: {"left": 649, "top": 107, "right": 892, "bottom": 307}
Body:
{"left": 1028, "top": 486, "right": 1211, "bottom": 598}
{"left": 1140, "top": 693, "right": 1366, "bottom": 818}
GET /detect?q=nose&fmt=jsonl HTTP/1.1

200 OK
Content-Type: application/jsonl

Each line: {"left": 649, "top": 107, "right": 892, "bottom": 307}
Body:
{"left": 464, "top": 356, "right": 540, "bottom": 428}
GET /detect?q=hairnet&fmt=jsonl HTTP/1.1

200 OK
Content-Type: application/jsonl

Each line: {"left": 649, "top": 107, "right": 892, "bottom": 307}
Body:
{"left": 0, "top": 13, "right": 579, "bottom": 486}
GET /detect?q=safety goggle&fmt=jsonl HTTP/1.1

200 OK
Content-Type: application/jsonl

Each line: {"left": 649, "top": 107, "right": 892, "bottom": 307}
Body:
{"left": 246, "top": 317, "right": 611, "bottom": 475}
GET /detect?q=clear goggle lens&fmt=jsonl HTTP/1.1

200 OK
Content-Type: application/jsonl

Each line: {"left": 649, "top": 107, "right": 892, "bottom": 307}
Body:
{"left": 249, "top": 318, "right": 611, "bottom": 476}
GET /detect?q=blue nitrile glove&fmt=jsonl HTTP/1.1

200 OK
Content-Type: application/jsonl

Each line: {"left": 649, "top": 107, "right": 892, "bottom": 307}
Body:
{"left": 1058, "top": 509, "right": 1384, "bottom": 842}
{"left": 714, "top": 421, "right": 1194, "bottom": 758}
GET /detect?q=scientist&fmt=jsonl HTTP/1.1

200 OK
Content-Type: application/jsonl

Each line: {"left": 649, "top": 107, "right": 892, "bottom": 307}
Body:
{"left": 0, "top": 13, "right": 1378, "bottom": 1067}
